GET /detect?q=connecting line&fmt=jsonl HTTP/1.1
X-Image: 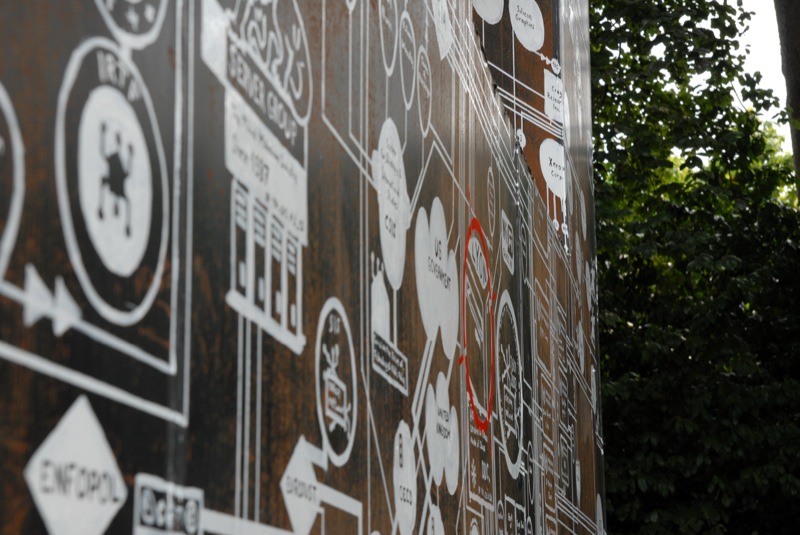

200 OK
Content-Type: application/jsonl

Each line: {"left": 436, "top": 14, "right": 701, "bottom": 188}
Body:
{"left": 453, "top": 477, "right": 465, "bottom": 533}
{"left": 402, "top": 101, "right": 409, "bottom": 153}
{"left": 449, "top": 183, "right": 456, "bottom": 242}
{"left": 410, "top": 338, "right": 435, "bottom": 423}
{"left": 410, "top": 143, "right": 436, "bottom": 213}
{"left": 255, "top": 328, "right": 263, "bottom": 524}
{"left": 202, "top": 509, "right": 293, "bottom": 535}
{"left": 168, "top": 0, "right": 184, "bottom": 400}
{"left": 562, "top": 496, "right": 598, "bottom": 533}
{"left": 466, "top": 100, "right": 515, "bottom": 181}
{"left": 0, "top": 340, "right": 188, "bottom": 426}
{"left": 415, "top": 490, "right": 430, "bottom": 535}
{"left": 465, "top": 284, "right": 483, "bottom": 348}
{"left": 415, "top": 431, "right": 448, "bottom": 535}
{"left": 182, "top": 0, "right": 196, "bottom": 432}
{"left": 321, "top": 113, "right": 376, "bottom": 189}
{"left": 491, "top": 244, "right": 504, "bottom": 301}
{"left": 446, "top": 153, "right": 469, "bottom": 214}
{"left": 235, "top": 314, "right": 243, "bottom": 518}
{"left": 486, "top": 59, "right": 547, "bottom": 103}
{"left": 317, "top": 485, "right": 364, "bottom": 535}
{"left": 496, "top": 88, "right": 563, "bottom": 139}
{"left": 243, "top": 319, "right": 252, "bottom": 519}
{"left": 348, "top": 127, "right": 373, "bottom": 164}
{"left": 448, "top": 26, "right": 527, "bottom": 168}
{"left": 444, "top": 339, "right": 458, "bottom": 390}
{"left": 360, "top": 361, "right": 396, "bottom": 522}
{"left": 430, "top": 125, "right": 455, "bottom": 170}
{"left": 431, "top": 133, "right": 456, "bottom": 181}
{"left": 0, "top": 279, "right": 176, "bottom": 375}
{"left": 368, "top": 395, "right": 396, "bottom": 521}
{"left": 413, "top": 424, "right": 427, "bottom": 476}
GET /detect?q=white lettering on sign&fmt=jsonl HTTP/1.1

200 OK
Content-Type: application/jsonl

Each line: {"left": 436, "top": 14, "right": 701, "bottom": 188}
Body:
{"left": 283, "top": 476, "right": 317, "bottom": 503}
{"left": 416, "top": 47, "right": 432, "bottom": 135}
{"left": 228, "top": 40, "right": 267, "bottom": 116}
{"left": 281, "top": 439, "right": 321, "bottom": 535}
{"left": 38, "top": 461, "right": 124, "bottom": 505}
{"left": 372, "top": 331, "right": 410, "bottom": 395}
{"left": 539, "top": 138, "right": 566, "bottom": 202}
{"left": 425, "top": 373, "right": 460, "bottom": 495}
{"left": 468, "top": 236, "right": 488, "bottom": 289}
{"left": 373, "top": 117, "right": 410, "bottom": 291}
{"left": 414, "top": 198, "right": 459, "bottom": 359}
{"left": 24, "top": 396, "right": 127, "bottom": 535}
{"left": 133, "top": 473, "right": 203, "bottom": 535}
{"left": 378, "top": 0, "right": 398, "bottom": 75}
{"left": 96, "top": 50, "right": 141, "bottom": 102}
{"left": 510, "top": 0, "right": 545, "bottom": 52}
{"left": 399, "top": 11, "right": 416, "bottom": 110}
{"left": 225, "top": 90, "right": 308, "bottom": 242}
{"left": 393, "top": 420, "right": 417, "bottom": 535}
{"left": 544, "top": 68, "right": 564, "bottom": 122}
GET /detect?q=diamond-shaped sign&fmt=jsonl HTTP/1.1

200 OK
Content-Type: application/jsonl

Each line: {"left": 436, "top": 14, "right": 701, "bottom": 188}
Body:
{"left": 24, "top": 395, "right": 128, "bottom": 535}
{"left": 281, "top": 438, "right": 321, "bottom": 535}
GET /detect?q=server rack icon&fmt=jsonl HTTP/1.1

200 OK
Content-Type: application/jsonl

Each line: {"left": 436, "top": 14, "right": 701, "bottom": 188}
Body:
{"left": 227, "top": 178, "right": 305, "bottom": 354}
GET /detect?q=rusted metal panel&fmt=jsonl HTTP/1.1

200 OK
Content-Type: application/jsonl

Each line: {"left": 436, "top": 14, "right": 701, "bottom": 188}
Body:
{"left": 0, "top": 1, "right": 601, "bottom": 534}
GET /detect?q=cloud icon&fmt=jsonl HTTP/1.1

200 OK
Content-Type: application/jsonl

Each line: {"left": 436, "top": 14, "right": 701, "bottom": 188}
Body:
{"left": 414, "top": 197, "right": 459, "bottom": 359}
{"left": 540, "top": 138, "right": 566, "bottom": 202}
{"left": 425, "top": 372, "right": 459, "bottom": 495}
{"left": 431, "top": 0, "right": 453, "bottom": 60}
{"left": 474, "top": 0, "right": 504, "bottom": 25}
{"left": 373, "top": 118, "right": 410, "bottom": 291}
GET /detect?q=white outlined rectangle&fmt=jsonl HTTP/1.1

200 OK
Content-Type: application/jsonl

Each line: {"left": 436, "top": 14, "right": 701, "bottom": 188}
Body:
{"left": 0, "top": 0, "right": 194, "bottom": 427}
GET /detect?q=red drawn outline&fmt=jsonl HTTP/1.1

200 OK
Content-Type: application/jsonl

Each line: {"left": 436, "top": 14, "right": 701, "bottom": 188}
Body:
{"left": 459, "top": 217, "right": 495, "bottom": 434}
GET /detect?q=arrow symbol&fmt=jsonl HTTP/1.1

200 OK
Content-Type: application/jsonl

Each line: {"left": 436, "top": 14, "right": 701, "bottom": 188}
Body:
{"left": 22, "top": 264, "right": 82, "bottom": 337}
{"left": 281, "top": 437, "right": 322, "bottom": 535}
{"left": 280, "top": 437, "right": 361, "bottom": 535}
{"left": 53, "top": 276, "right": 81, "bottom": 336}
{"left": 23, "top": 264, "right": 51, "bottom": 327}
{"left": 3, "top": 264, "right": 171, "bottom": 372}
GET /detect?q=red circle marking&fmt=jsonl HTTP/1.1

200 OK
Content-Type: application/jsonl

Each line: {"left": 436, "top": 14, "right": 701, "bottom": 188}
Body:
{"left": 460, "top": 217, "right": 495, "bottom": 434}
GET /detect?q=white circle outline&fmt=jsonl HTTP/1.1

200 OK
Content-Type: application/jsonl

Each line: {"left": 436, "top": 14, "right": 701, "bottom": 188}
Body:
{"left": 0, "top": 82, "right": 25, "bottom": 281}
{"left": 526, "top": 440, "right": 535, "bottom": 505}
{"left": 487, "top": 166, "right": 496, "bottom": 237}
{"left": 314, "top": 297, "right": 358, "bottom": 467}
{"left": 416, "top": 46, "right": 432, "bottom": 137}
{"left": 55, "top": 37, "right": 170, "bottom": 326}
{"left": 496, "top": 289, "right": 523, "bottom": 478}
{"left": 393, "top": 419, "right": 417, "bottom": 535}
{"left": 399, "top": 11, "right": 416, "bottom": 110}
{"left": 93, "top": 0, "right": 169, "bottom": 51}
{"left": 496, "top": 500, "right": 505, "bottom": 534}
{"left": 378, "top": 0, "right": 399, "bottom": 76}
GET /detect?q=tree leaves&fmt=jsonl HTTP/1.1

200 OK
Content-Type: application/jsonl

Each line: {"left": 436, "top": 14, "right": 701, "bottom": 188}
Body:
{"left": 592, "top": 0, "right": 800, "bottom": 533}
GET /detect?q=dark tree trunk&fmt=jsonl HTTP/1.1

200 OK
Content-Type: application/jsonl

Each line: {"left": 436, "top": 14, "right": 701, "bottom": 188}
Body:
{"left": 774, "top": 0, "right": 800, "bottom": 177}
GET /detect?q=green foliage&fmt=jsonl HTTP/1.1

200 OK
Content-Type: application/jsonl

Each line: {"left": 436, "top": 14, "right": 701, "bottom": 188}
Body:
{"left": 591, "top": 1, "right": 800, "bottom": 533}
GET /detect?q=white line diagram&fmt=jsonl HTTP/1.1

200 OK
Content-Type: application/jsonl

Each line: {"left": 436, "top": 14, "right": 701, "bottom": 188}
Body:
{"left": 201, "top": 0, "right": 312, "bottom": 356}
{"left": 473, "top": 1, "right": 603, "bottom": 530}
{"left": 475, "top": 0, "right": 571, "bottom": 246}
{"left": 0, "top": 0, "right": 601, "bottom": 534}
{"left": 310, "top": 2, "right": 602, "bottom": 535}
{"left": 187, "top": 0, "right": 601, "bottom": 533}
{"left": 200, "top": 0, "right": 316, "bottom": 525}
{"left": 0, "top": 0, "right": 194, "bottom": 426}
